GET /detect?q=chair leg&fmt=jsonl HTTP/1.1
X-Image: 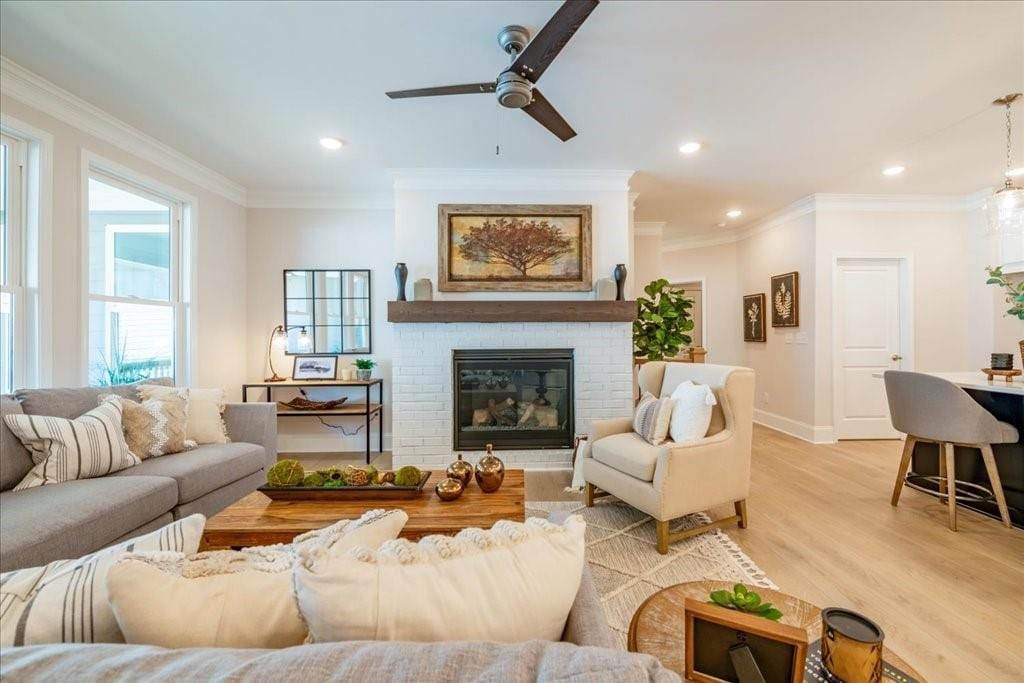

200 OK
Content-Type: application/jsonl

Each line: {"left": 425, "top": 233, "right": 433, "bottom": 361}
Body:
{"left": 891, "top": 436, "right": 916, "bottom": 507}
{"left": 937, "top": 446, "right": 947, "bottom": 497}
{"left": 734, "top": 500, "right": 748, "bottom": 529}
{"left": 980, "top": 445, "right": 1012, "bottom": 528}
{"left": 584, "top": 482, "right": 595, "bottom": 507}
{"left": 655, "top": 520, "right": 669, "bottom": 555}
{"left": 944, "top": 443, "right": 957, "bottom": 531}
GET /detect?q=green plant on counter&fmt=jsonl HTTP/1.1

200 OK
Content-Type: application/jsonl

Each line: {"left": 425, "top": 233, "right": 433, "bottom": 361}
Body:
{"left": 354, "top": 358, "right": 377, "bottom": 370}
{"left": 633, "top": 279, "right": 694, "bottom": 360}
{"left": 985, "top": 266, "right": 1024, "bottom": 320}
{"left": 708, "top": 583, "right": 783, "bottom": 621}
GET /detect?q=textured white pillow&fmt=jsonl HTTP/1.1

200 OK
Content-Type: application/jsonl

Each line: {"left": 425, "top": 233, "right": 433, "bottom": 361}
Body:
{"left": 669, "top": 380, "right": 718, "bottom": 443}
{"left": 106, "top": 509, "right": 408, "bottom": 649}
{"left": 0, "top": 515, "right": 205, "bottom": 646}
{"left": 4, "top": 396, "right": 139, "bottom": 490}
{"left": 295, "top": 515, "right": 586, "bottom": 644}
{"left": 138, "top": 385, "right": 229, "bottom": 444}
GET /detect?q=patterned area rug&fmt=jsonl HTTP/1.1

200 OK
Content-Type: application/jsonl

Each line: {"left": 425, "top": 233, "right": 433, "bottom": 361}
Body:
{"left": 527, "top": 499, "right": 776, "bottom": 649}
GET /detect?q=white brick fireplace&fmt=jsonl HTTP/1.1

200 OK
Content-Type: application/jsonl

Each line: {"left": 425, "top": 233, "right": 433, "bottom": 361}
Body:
{"left": 391, "top": 321, "right": 633, "bottom": 470}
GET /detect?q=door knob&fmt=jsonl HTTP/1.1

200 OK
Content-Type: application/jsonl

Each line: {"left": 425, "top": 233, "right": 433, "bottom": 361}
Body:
{"left": 891, "top": 354, "right": 902, "bottom": 361}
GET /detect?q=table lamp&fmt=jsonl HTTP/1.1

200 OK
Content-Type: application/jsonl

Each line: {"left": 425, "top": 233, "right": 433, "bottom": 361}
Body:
{"left": 264, "top": 325, "right": 313, "bottom": 381}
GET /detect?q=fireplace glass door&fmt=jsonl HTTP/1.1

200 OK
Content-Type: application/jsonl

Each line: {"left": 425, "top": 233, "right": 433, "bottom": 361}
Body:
{"left": 453, "top": 349, "right": 574, "bottom": 451}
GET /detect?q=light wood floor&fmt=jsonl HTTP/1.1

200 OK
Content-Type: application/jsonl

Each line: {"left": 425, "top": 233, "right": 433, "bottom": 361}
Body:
{"left": 285, "top": 427, "right": 1024, "bottom": 682}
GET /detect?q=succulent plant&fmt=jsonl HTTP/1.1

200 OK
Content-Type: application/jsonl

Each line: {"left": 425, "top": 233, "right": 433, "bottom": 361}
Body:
{"left": 266, "top": 459, "right": 304, "bottom": 487}
{"left": 708, "top": 584, "right": 783, "bottom": 621}
{"left": 346, "top": 467, "right": 370, "bottom": 487}
{"left": 301, "top": 472, "right": 326, "bottom": 488}
{"left": 394, "top": 465, "right": 423, "bottom": 487}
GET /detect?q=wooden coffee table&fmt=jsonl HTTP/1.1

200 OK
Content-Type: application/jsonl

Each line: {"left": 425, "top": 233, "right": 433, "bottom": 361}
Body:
{"left": 201, "top": 470, "right": 525, "bottom": 549}
{"left": 628, "top": 581, "right": 924, "bottom": 682}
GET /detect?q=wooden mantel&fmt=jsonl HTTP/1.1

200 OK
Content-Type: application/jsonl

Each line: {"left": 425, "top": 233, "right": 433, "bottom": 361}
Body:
{"left": 387, "top": 300, "right": 636, "bottom": 323}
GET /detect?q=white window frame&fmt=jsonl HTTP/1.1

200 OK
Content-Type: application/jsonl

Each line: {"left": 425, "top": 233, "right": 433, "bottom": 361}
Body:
{"left": 1, "top": 133, "right": 27, "bottom": 392}
{"left": 81, "top": 151, "right": 196, "bottom": 386}
{"left": 0, "top": 115, "right": 53, "bottom": 390}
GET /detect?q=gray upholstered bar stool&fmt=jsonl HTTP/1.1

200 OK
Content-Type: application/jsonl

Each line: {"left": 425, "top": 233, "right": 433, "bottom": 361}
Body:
{"left": 883, "top": 370, "right": 1016, "bottom": 531}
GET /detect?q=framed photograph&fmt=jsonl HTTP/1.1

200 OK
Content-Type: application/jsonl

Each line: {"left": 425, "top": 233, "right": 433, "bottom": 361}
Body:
{"left": 743, "top": 293, "right": 766, "bottom": 342}
{"left": 291, "top": 355, "right": 338, "bottom": 380}
{"left": 770, "top": 272, "right": 799, "bottom": 327}
{"left": 685, "top": 598, "right": 808, "bottom": 683}
{"left": 438, "top": 204, "right": 592, "bottom": 292}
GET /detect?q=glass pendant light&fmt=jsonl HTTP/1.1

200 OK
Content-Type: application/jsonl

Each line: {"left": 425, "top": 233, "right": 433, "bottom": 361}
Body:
{"left": 987, "top": 93, "right": 1024, "bottom": 235}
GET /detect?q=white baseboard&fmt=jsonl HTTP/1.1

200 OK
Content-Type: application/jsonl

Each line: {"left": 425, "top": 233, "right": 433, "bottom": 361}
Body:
{"left": 277, "top": 433, "right": 392, "bottom": 455}
{"left": 753, "top": 409, "right": 835, "bottom": 444}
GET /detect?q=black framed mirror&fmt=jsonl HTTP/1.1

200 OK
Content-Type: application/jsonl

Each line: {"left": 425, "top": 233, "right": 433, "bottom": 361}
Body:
{"left": 283, "top": 269, "right": 371, "bottom": 354}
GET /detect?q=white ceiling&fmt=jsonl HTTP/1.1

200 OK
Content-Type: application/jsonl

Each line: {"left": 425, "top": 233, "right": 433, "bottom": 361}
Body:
{"left": 1, "top": 0, "right": 1022, "bottom": 239}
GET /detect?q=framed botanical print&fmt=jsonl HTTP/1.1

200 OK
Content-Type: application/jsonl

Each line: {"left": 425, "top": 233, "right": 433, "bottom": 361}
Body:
{"left": 438, "top": 204, "right": 592, "bottom": 292}
{"left": 743, "top": 293, "right": 766, "bottom": 342}
{"left": 770, "top": 272, "right": 799, "bottom": 327}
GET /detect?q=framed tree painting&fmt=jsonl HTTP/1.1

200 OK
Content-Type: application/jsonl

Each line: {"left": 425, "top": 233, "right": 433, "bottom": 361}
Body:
{"left": 438, "top": 204, "right": 592, "bottom": 291}
{"left": 743, "top": 293, "right": 766, "bottom": 342}
{"left": 770, "top": 271, "right": 799, "bottom": 327}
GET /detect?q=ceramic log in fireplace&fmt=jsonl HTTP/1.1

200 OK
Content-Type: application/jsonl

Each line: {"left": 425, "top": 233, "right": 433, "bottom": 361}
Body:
{"left": 453, "top": 349, "right": 574, "bottom": 451}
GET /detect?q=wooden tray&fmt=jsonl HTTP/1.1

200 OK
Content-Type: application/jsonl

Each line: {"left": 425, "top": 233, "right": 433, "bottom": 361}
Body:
{"left": 982, "top": 368, "right": 1022, "bottom": 382}
{"left": 258, "top": 471, "right": 432, "bottom": 500}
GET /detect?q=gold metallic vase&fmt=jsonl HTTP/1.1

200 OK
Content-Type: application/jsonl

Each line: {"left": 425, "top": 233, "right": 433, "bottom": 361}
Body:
{"left": 821, "top": 607, "right": 884, "bottom": 683}
{"left": 435, "top": 477, "right": 465, "bottom": 501}
{"left": 474, "top": 444, "right": 505, "bottom": 493}
{"left": 446, "top": 454, "right": 474, "bottom": 487}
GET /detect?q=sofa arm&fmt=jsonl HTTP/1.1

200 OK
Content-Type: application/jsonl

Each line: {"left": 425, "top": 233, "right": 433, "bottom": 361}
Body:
{"left": 588, "top": 416, "right": 633, "bottom": 443}
{"left": 223, "top": 403, "right": 278, "bottom": 469}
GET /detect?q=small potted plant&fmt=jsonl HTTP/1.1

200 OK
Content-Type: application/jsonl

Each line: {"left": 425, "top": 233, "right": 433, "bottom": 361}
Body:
{"left": 354, "top": 358, "right": 376, "bottom": 381}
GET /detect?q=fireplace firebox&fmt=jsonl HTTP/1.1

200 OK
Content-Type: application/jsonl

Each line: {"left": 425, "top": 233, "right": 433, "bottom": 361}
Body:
{"left": 453, "top": 349, "right": 574, "bottom": 451}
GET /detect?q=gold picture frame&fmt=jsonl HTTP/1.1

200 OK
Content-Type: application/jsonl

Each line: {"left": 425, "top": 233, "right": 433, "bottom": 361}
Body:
{"left": 770, "top": 271, "right": 799, "bottom": 327}
{"left": 438, "top": 204, "right": 592, "bottom": 292}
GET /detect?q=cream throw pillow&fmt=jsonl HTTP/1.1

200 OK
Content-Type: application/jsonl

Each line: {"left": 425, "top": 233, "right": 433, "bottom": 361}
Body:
{"left": 4, "top": 396, "right": 139, "bottom": 490}
{"left": 669, "top": 380, "right": 718, "bottom": 443}
{"left": 138, "top": 385, "right": 229, "bottom": 444}
{"left": 103, "top": 392, "right": 195, "bottom": 459}
{"left": 0, "top": 515, "right": 205, "bottom": 646}
{"left": 294, "top": 515, "right": 586, "bottom": 643}
{"left": 106, "top": 509, "right": 408, "bottom": 649}
{"left": 632, "top": 391, "right": 675, "bottom": 446}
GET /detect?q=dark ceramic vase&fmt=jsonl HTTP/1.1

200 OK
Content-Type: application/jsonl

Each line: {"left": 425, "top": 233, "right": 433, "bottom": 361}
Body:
{"left": 394, "top": 262, "right": 408, "bottom": 301}
{"left": 613, "top": 264, "right": 628, "bottom": 301}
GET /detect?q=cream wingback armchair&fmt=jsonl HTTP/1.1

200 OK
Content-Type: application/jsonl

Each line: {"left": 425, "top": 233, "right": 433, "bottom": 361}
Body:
{"left": 582, "top": 362, "right": 755, "bottom": 554}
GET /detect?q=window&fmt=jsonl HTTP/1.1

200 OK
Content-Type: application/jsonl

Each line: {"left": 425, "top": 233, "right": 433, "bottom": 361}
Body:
{"left": 0, "top": 134, "right": 26, "bottom": 393}
{"left": 86, "top": 170, "right": 189, "bottom": 386}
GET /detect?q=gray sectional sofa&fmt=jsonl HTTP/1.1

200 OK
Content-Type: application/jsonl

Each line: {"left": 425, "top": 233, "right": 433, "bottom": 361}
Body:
{"left": 0, "top": 381, "right": 276, "bottom": 572}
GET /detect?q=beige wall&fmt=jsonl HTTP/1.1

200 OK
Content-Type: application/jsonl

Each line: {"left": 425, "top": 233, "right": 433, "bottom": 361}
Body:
{"left": 0, "top": 95, "right": 248, "bottom": 395}
{"left": 246, "top": 207, "right": 394, "bottom": 452}
{"left": 633, "top": 233, "right": 662, "bottom": 291}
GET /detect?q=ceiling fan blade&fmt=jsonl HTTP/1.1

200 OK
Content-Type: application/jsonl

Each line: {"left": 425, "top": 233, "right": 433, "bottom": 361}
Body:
{"left": 509, "top": 0, "right": 599, "bottom": 84}
{"left": 522, "top": 89, "right": 576, "bottom": 141}
{"left": 386, "top": 82, "right": 496, "bottom": 99}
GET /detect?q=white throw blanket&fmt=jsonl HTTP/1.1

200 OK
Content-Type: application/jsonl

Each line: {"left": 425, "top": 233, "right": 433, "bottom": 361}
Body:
{"left": 567, "top": 438, "right": 590, "bottom": 492}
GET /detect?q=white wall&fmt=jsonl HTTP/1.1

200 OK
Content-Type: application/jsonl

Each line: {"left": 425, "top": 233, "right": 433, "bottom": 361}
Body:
{"left": 1, "top": 94, "right": 248, "bottom": 395}
{"left": 246, "top": 207, "right": 394, "bottom": 452}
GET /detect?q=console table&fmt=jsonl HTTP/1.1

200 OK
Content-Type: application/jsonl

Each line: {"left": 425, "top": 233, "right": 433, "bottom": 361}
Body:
{"left": 241, "top": 379, "right": 384, "bottom": 464}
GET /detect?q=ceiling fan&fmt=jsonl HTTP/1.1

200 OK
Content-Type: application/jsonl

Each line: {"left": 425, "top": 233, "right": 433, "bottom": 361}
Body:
{"left": 385, "top": 0, "right": 599, "bottom": 142}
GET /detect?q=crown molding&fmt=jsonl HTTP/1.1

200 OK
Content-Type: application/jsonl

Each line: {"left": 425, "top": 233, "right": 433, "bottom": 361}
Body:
{"left": 0, "top": 56, "right": 247, "bottom": 206}
{"left": 390, "top": 168, "right": 635, "bottom": 192}
{"left": 246, "top": 189, "right": 393, "bottom": 210}
{"left": 661, "top": 195, "right": 816, "bottom": 251}
{"left": 634, "top": 221, "right": 665, "bottom": 236}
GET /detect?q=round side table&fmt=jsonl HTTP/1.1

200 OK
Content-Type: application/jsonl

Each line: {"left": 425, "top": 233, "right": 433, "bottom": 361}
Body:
{"left": 627, "top": 580, "right": 924, "bottom": 682}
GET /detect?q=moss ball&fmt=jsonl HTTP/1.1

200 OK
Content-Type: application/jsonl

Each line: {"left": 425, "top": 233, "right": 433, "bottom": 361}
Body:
{"left": 267, "top": 459, "right": 304, "bottom": 487}
{"left": 394, "top": 465, "right": 423, "bottom": 487}
{"left": 301, "top": 472, "right": 326, "bottom": 488}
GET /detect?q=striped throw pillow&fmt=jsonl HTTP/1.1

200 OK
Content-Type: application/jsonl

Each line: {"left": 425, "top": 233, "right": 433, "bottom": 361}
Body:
{"left": 0, "top": 514, "right": 205, "bottom": 646}
{"left": 3, "top": 396, "right": 140, "bottom": 490}
{"left": 633, "top": 392, "right": 676, "bottom": 445}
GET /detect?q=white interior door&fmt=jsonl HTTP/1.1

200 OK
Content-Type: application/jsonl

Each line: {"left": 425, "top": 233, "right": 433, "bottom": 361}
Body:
{"left": 834, "top": 259, "right": 903, "bottom": 439}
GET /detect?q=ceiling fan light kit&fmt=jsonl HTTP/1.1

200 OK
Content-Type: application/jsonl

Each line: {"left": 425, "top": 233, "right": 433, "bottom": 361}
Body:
{"left": 385, "top": 0, "right": 600, "bottom": 142}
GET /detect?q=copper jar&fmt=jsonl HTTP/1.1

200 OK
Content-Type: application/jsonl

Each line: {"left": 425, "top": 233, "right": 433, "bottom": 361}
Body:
{"left": 446, "top": 454, "right": 474, "bottom": 487}
{"left": 474, "top": 444, "right": 505, "bottom": 493}
{"left": 821, "top": 607, "right": 885, "bottom": 683}
{"left": 435, "top": 477, "right": 465, "bottom": 501}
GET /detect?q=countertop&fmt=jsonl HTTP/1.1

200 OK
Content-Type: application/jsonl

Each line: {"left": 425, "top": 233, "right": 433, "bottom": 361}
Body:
{"left": 872, "top": 370, "right": 1024, "bottom": 396}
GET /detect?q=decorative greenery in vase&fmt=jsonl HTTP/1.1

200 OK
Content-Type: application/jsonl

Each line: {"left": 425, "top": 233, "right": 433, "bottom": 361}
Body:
{"left": 985, "top": 266, "right": 1024, "bottom": 320}
{"left": 633, "top": 279, "right": 694, "bottom": 360}
{"left": 708, "top": 583, "right": 783, "bottom": 621}
{"left": 354, "top": 358, "right": 376, "bottom": 380}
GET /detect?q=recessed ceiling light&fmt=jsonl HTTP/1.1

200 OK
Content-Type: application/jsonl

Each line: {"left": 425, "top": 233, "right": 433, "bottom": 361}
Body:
{"left": 678, "top": 141, "right": 702, "bottom": 155}
{"left": 1007, "top": 167, "right": 1024, "bottom": 178}
{"left": 882, "top": 165, "right": 905, "bottom": 176}
{"left": 319, "top": 137, "right": 344, "bottom": 150}
{"left": 716, "top": 222, "right": 727, "bottom": 228}
{"left": 726, "top": 209, "right": 743, "bottom": 219}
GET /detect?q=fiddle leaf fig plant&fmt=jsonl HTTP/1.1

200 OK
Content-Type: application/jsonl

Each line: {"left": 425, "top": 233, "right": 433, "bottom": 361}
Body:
{"left": 708, "top": 583, "right": 784, "bottom": 621}
{"left": 633, "top": 278, "right": 694, "bottom": 360}
{"left": 985, "top": 266, "right": 1024, "bottom": 320}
